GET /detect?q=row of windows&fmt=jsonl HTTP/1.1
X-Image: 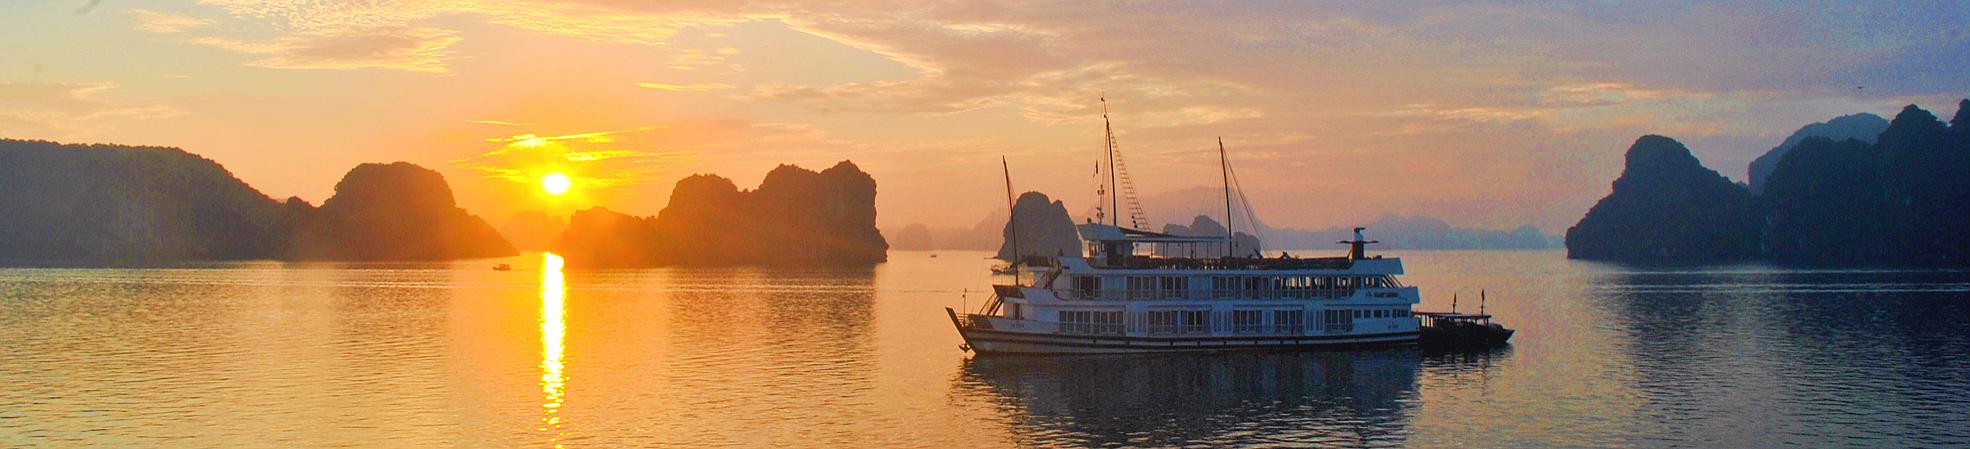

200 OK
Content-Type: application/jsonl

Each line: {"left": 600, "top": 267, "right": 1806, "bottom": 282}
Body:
{"left": 1068, "top": 275, "right": 1402, "bottom": 297}
{"left": 1058, "top": 309, "right": 1408, "bottom": 323}
{"left": 1061, "top": 308, "right": 1422, "bottom": 335}
{"left": 1058, "top": 310, "right": 1126, "bottom": 335}
{"left": 1323, "top": 308, "right": 1411, "bottom": 320}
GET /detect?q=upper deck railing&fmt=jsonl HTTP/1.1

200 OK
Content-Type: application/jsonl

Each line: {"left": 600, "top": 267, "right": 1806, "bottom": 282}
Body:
{"left": 1053, "top": 287, "right": 1412, "bottom": 301}
{"left": 1088, "top": 255, "right": 1358, "bottom": 271}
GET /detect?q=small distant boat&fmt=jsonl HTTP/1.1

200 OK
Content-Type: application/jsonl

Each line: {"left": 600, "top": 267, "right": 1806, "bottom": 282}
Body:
{"left": 930, "top": 254, "right": 940, "bottom": 258}
{"left": 492, "top": 263, "right": 512, "bottom": 271}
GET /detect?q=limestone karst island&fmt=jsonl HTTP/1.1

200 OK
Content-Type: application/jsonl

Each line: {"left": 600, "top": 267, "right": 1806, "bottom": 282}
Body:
{"left": 6, "top": 2, "right": 1970, "bottom": 448}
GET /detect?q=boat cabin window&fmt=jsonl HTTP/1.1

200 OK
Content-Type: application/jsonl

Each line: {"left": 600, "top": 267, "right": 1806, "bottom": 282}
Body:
{"left": 1243, "top": 276, "right": 1269, "bottom": 292}
{"left": 1179, "top": 310, "right": 1210, "bottom": 334}
{"left": 1127, "top": 276, "right": 1155, "bottom": 300}
{"left": 1233, "top": 310, "right": 1266, "bottom": 334}
{"left": 1146, "top": 310, "right": 1178, "bottom": 334}
{"left": 1158, "top": 276, "right": 1188, "bottom": 299}
{"left": 1008, "top": 303, "right": 1022, "bottom": 320}
{"left": 1211, "top": 277, "right": 1237, "bottom": 299}
{"left": 1072, "top": 276, "right": 1102, "bottom": 299}
{"left": 1321, "top": 310, "right": 1353, "bottom": 331}
{"left": 1275, "top": 310, "right": 1305, "bottom": 333}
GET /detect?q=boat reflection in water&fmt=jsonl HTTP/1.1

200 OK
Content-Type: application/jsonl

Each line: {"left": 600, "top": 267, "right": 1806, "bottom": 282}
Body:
{"left": 956, "top": 348, "right": 1461, "bottom": 448}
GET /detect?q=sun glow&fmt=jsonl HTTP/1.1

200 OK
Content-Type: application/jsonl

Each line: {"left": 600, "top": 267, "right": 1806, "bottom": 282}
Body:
{"left": 540, "top": 172, "right": 572, "bottom": 196}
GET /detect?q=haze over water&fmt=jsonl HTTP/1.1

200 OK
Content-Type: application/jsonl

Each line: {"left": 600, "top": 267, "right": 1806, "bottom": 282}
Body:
{"left": 3, "top": 251, "right": 1967, "bottom": 448}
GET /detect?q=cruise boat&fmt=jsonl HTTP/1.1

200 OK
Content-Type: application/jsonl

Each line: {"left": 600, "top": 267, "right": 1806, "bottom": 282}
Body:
{"left": 947, "top": 101, "right": 1421, "bottom": 355}
{"left": 947, "top": 226, "right": 1421, "bottom": 354}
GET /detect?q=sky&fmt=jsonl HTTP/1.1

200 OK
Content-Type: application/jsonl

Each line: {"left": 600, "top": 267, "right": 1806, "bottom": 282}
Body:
{"left": 3, "top": 1, "right": 1968, "bottom": 234}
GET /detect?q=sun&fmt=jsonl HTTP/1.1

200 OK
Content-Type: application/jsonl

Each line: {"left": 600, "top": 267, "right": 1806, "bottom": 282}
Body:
{"left": 539, "top": 172, "right": 572, "bottom": 196}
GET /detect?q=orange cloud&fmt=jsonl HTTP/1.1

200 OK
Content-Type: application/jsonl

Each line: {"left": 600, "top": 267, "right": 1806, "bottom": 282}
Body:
{"left": 0, "top": 82, "right": 181, "bottom": 138}
{"left": 190, "top": 26, "right": 460, "bottom": 73}
{"left": 126, "top": 9, "right": 210, "bottom": 34}
{"left": 636, "top": 82, "right": 734, "bottom": 92}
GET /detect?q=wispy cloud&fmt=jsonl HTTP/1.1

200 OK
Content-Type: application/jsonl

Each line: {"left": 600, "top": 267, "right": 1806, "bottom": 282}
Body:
{"left": 189, "top": 26, "right": 460, "bottom": 73}
{"left": 636, "top": 82, "right": 734, "bottom": 92}
{"left": 126, "top": 9, "right": 211, "bottom": 34}
{"left": 667, "top": 48, "right": 742, "bottom": 72}
{"left": 0, "top": 82, "right": 181, "bottom": 137}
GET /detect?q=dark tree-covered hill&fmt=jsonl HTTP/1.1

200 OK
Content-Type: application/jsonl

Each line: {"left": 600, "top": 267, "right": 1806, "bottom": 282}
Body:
{"left": 1570, "top": 98, "right": 1970, "bottom": 267}
{"left": 996, "top": 191, "right": 1083, "bottom": 261}
{"left": 1747, "top": 113, "right": 1888, "bottom": 194}
{"left": 0, "top": 141, "right": 514, "bottom": 265}
{"left": 553, "top": 161, "right": 888, "bottom": 267}
{"left": 1759, "top": 137, "right": 1892, "bottom": 264}
{"left": 1566, "top": 135, "right": 1759, "bottom": 263}
{"left": 0, "top": 139, "right": 287, "bottom": 266}
{"left": 286, "top": 162, "right": 517, "bottom": 261}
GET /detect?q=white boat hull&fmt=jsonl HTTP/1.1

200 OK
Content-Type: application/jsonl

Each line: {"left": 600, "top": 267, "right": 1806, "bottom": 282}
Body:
{"left": 951, "top": 309, "right": 1417, "bottom": 355}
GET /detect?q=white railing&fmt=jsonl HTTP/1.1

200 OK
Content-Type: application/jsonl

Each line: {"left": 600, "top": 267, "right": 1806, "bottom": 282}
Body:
{"left": 1059, "top": 323, "right": 1126, "bottom": 336}
{"left": 1233, "top": 324, "right": 1307, "bottom": 335}
{"left": 1143, "top": 324, "right": 1213, "bottom": 335}
{"left": 1060, "top": 288, "right": 1373, "bottom": 301}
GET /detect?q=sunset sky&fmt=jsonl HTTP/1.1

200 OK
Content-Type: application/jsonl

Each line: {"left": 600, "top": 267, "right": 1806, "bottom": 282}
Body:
{"left": 4, "top": 1, "right": 1967, "bottom": 233}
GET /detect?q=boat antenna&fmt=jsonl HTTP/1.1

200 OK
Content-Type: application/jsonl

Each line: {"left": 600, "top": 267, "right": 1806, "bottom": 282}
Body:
{"left": 1452, "top": 292, "right": 1458, "bottom": 313}
{"left": 1480, "top": 289, "right": 1487, "bottom": 315}
{"left": 1220, "top": 137, "right": 1233, "bottom": 258}
{"left": 1003, "top": 156, "right": 1021, "bottom": 282}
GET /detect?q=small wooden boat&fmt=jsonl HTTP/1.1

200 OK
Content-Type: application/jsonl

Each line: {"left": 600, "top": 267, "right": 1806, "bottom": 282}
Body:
{"left": 492, "top": 263, "right": 512, "bottom": 271}
{"left": 1415, "top": 311, "right": 1513, "bottom": 348}
{"left": 1415, "top": 290, "right": 1513, "bottom": 348}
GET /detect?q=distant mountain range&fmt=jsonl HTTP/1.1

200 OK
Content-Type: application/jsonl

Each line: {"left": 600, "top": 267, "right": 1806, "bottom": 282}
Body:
{"left": 887, "top": 186, "right": 1558, "bottom": 253}
{"left": 1567, "top": 99, "right": 1970, "bottom": 266}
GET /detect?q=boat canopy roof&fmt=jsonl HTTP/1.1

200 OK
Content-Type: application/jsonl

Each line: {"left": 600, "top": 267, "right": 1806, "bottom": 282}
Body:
{"left": 1415, "top": 311, "right": 1492, "bottom": 320}
{"left": 1076, "top": 223, "right": 1230, "bottom": 243}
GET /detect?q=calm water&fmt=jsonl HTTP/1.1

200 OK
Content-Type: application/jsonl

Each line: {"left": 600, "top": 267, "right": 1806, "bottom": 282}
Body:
{"left": 3, "top": 250, "right": 1968, "bottom": 448}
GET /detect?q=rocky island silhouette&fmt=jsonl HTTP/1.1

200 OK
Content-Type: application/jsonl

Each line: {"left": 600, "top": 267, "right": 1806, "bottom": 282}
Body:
{"left": 1568, "top": 99, "right": 1970, "bottom": 266}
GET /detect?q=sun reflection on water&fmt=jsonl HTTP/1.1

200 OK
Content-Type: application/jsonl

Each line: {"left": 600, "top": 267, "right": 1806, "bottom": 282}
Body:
{"left": 539, "top": 252, "right": 567, "bottom": 448}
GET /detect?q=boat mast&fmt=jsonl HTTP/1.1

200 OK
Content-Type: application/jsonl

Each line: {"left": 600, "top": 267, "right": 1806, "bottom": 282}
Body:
{"left": 1002, "top": 156, "right": 1021, "bottom": 278}
{"left": 1097, "top": 97, "right": 1150, "bottom": 230}
{"left": 1102, "top": 97, "right": 1118, "bottom": 227}
{"left": 1219, "top": 137, "right": 1233, "bottom": 258}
